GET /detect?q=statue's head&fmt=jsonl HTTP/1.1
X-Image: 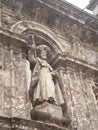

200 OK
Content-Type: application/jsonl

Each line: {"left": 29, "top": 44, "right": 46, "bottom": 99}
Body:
{"left": 37, "top": 45, "right": 50, "bottom": 59}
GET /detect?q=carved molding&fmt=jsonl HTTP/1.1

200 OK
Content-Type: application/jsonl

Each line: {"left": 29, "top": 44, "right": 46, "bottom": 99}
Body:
{"left": 0, "top": 116, "right": 67, "bottom": 130}
{"left": 52, "top": 54, "right": 98, "bottom": 74}
{"left": 1, "top": 0, "right": 98, "bottom": 47}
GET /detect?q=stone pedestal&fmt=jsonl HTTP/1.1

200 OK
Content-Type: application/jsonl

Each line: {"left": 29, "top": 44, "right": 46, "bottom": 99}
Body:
{"left": 31, "top": 102, "right": 71, "bottom": 127}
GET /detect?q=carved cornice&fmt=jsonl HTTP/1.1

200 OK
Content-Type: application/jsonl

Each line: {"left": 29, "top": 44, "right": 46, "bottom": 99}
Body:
{"left": 37, "top": 0, "right": 98, "bottom": 31}
{"left": 52, "top": 54, "right": 98, "bottom": 73}
{"left": 1, "top": 0, "right": 98, "bottom": 47}
{"left": 0, "top": 27, "right": 29, "bottom": 54}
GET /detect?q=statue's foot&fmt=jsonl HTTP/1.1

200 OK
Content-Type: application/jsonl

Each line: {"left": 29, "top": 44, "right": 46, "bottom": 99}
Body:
{"left": 47, "top": 97, "right": 55, "bottom": 104}
{"left": 34, "top": 98, "right": 43, "bottom": 107}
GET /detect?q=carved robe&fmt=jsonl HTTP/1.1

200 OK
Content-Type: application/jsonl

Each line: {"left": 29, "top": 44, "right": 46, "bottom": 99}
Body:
{"left": 30, "top": 58, "right": 64, "bottom": 105}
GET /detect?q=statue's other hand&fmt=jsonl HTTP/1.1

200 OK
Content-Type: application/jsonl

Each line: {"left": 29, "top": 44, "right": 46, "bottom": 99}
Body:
{"left": 51, "top": 70, "right": 58, "bottom": 78}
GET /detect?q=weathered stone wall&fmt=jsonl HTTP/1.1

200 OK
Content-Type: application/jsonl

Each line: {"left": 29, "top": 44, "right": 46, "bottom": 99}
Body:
{"left": 0, "top": 0, "right": 98, "bottom": 130}
{"left": 93, "top": 4, "right": 98, "bottom": 16}
{"left": 61, "top": 68, "right": 98, "bottom": 130}
{"left": 0, "top": 43, "right": 31, "bottom": 119}
{"left": 58, "top": 36, "right": 98, "bottom": 65}
{"left": 53, "top": 56, "right": 98, "bottom": 130}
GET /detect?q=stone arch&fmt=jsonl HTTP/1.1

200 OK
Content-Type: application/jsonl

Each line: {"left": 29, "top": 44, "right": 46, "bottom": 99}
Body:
{"left": 11, "top": 20, "right": 63, "bottom": 55}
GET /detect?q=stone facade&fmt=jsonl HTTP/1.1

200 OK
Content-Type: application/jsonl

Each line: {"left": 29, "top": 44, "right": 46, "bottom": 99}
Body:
{"left": 86, "top": 0, "right": 98, "bottom": 16}
{"left": 0, "top": 0, "right": 98, "bottom": 130}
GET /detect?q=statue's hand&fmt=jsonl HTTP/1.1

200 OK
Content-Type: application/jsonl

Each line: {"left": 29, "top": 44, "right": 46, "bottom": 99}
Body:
{"left": 51, "top": 70, "right": 58, "bottom": 79}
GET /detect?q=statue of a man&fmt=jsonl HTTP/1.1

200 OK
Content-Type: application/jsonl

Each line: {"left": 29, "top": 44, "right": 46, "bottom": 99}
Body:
{"left": 29, "top": 45, "right": 64, "bottom": 107}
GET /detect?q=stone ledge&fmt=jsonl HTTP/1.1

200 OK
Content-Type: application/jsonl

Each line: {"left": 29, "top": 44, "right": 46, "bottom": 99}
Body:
{"left": 37, "top": 0, "right": 98, "bottom": 30}
{"left": 52, "top": 54, "right": 98, "bottom": 72}
{"left": 0, "top": 27, "right": 29, "bottom": 53}
{"left": 0, "top": 116, "right": 70, "bottom": 130}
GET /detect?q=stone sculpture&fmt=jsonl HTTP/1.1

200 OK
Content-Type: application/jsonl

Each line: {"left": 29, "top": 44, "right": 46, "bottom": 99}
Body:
{"left": 29, "top": 44, "right": 71, "bottom": 127}
{"left": 29, "top": 44, "right": 64, "bottom": 107}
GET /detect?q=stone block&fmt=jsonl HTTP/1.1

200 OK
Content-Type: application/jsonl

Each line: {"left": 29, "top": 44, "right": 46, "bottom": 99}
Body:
{"left": 31, "top": 102, "right": 71, "bottom": 127}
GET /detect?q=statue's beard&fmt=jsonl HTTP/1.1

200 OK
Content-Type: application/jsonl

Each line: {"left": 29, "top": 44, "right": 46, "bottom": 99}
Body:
{"left": 40, "top": 55, "right": 47, "bottom": 60}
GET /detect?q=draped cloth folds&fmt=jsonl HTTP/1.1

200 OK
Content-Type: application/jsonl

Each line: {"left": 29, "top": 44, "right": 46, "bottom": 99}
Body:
{"left": 30, "top": 58, "right": 64, "bottom": 106}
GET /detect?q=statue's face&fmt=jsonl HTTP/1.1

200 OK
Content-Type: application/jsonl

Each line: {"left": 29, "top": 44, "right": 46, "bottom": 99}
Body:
{"left": 40, "top": 50, "right": 47, "bottom": 59}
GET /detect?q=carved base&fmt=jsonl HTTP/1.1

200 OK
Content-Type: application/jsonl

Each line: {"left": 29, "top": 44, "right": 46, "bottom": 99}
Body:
{"left": 30, "top": 102, "right": 71, "bottom": 127}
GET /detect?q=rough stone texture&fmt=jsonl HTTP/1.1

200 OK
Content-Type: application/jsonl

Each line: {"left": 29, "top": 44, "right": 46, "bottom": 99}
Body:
{"left": 86, "top": 0, "right": 98, "bottom": 16}
{"left": 93, "top": 4, "right": 98, "bottom": 16}
{"left": 0, "top": 116, "right": 69, "bottom": 130}
{"left": 0, "top": 43, "right": 31, "bottom": 119}
{"left": 32, "top": 102, "right": 64, "bottom": 119}
{"left": 0, "top": 0, "right": 98, "bottom": 130}
{"left": 30, "top": 102, "right": 71, "bottom": 127}
{"left": 53, "top": 55, "right": 98, "bottom": 130}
